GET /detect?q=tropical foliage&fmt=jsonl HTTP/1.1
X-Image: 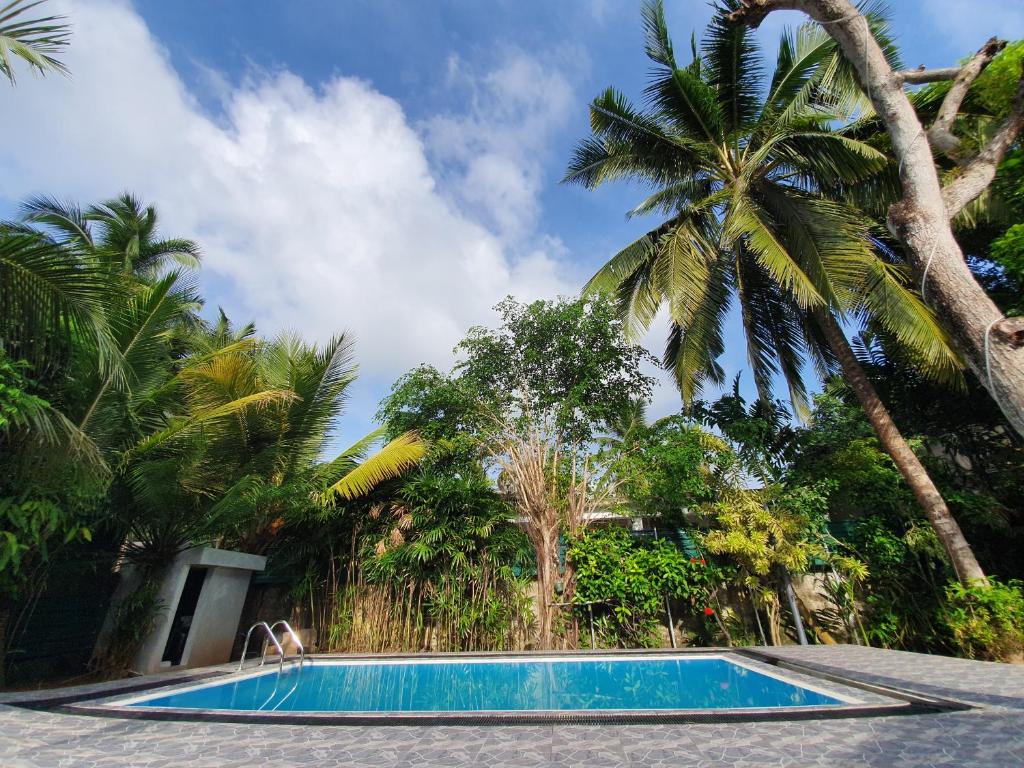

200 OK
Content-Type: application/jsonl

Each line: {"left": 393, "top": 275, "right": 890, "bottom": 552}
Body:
{"left": 0, "top": 191, "right": 426, "bottom": 679}
{"left": 569, "top": 527, "right": 724, "bottom": 648}
{"left": 4, "top": 0, "right": 1024, "bottom": 686}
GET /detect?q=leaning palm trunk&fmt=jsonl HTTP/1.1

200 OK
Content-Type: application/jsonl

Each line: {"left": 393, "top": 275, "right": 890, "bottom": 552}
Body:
{"left": 725, "top": 0, "right": 1024, "bottom": 439}
{"left": 817, "top": 312, "right": 986, "bottom": 584}
{"left": 567, "top": 4, "right": 988, "bottom": 581}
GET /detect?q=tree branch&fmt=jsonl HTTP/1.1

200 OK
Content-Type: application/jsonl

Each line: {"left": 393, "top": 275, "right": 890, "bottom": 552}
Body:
{"left": 928, "top": 37, "right": 1006, "bottom": 157}
{"left": 725, "top": 0, "right": 799, "bottom": 28}
{"left": 897, "top": 67, "right": 961, "bottom": 85}
{"left": 942, "top": 72, "right": 1024, "bottom": 219}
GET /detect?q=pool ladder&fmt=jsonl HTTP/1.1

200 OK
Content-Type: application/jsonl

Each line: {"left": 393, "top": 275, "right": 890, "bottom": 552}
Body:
{"left": 238, "top": 620, "right": 305, "bottom": 673}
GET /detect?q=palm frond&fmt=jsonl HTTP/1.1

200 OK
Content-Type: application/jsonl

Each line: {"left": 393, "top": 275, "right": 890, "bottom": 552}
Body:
{"left": 802, "top": 1, "right": 902, "bottom": 121}
{"left": 0, "top": 230, "right": 117, "bottom": 376}
{"left": 735, "top": 250, "right": 812, "bottom": 418}
{"left": 584, "top": 231, "right": 663, "bottom": 342}
{"left": 321, "top": 430, "right": 427, "bottom": 503}
{"left": 724, "top": 194, "right": 825, "bottom": 309}
{"left": 20, "top": 195, "right": 93, "bottom": 246}
{"left": 565, "top": 89, "right": 708, "bottom": 190}
{"left": 643, "top": 65, "right": 725, "bottom": 144}
{"left": 654, "top": 212, "right": 722, "bottom": 329}
{"left": 662, "top": 252, "right": 733, "bottom": 403}
{"left": 77, "top": 270, "right": 197, "bottom": 436}
{"left": 857, "top": 257, "right": 964, "bottom": 387}
{"left": 127, "top": 389, "right": 298, "bottom": 458}
{"left": 626, "top": 176, "right": 719, "bottom": 219}
{"left": 0, "top": 0, "right": 70, "bottom": 85}
{"left": 144, "top": 238, "right": 202, "bottom": 271}
{"left": 640, "top": 0, "right": 676, "bottom": 70}
{"left": 760, "top": 25, "right": 833, "bottom": 126}
{"left": 754, "top": 185, "right": 878, "bottom": 311}
{"left": 704, "top": 1, "right": 764, "bottom": 136}
{"left": 769, "top": 132, "right": 888, "bottom": 185}
{"left": 267, "top": 332, "right": 358, "bottom": 476}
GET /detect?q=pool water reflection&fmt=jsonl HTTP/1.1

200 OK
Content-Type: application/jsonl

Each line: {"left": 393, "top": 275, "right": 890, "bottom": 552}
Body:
{"left": 127, "top": 656, "right": 845, "bottom": 713}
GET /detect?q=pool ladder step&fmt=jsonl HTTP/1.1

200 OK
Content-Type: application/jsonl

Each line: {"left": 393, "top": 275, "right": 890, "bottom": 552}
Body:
{"left": 238, "top": 620, "right": 305, "bottom": 673}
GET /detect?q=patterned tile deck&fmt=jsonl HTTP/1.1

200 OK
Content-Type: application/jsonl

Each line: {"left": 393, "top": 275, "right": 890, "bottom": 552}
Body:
{"left": 1, "top": 645, "right": 1022, "bottom": 767}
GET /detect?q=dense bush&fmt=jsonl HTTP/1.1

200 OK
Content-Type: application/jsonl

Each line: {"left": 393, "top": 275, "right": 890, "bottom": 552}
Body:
{"left": 940, "top": 579, "right": 1024, "bottom": 661}
{"left": 569, "top": 526, "right": 721, "bottom": 647}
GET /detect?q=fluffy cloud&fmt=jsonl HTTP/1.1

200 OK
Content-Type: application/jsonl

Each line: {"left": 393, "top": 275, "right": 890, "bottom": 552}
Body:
{"left": 422, "top": 50, "right": 579, "bottom": 241}
{"left": 0, "top": 0, "right": 579, "bottom": 386}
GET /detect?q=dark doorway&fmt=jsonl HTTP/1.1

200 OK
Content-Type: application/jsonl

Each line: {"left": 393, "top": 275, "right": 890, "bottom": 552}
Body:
{"left": 162, "top": 567, "right": 209, "bottom": 665}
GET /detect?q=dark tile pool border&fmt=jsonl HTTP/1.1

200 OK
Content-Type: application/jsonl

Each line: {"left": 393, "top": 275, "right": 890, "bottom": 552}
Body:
{"left": 7, "top": 648, "right": 973, "bottom": 726}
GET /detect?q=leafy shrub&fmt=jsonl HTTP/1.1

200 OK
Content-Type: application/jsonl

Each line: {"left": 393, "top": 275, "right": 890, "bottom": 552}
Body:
{"left": 846, "top": 516, "right": 948, "bottom": 651}
{"left": 569, "top": 526, "right": 721, "bottom": 647}
{"left": 940, "top": 578, "right": 1024, "bottom": 661}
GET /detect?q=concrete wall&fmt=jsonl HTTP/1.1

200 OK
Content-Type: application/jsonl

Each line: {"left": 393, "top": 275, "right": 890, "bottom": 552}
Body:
{"left": 121, "top": 547, "right": 266, "bottom": 674}
{"left": 180, "top": 566, "right": 254, "bottom": 668}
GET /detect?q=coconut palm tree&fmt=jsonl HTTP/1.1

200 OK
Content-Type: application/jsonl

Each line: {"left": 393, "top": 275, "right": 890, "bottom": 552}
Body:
{"left": 128, "top": 328, "right": 427, "bottom": 557}
{"left": 0, "top": 226, "right": 115, "bottom": 380}
{"left": 22, "top": 194, "right": 201, "bottom": 278}
{"left": 0, "top": 0, "right": 69, "bottom": 86}
{"left": 565, "top": 1, "right": 986, "bottom": 583}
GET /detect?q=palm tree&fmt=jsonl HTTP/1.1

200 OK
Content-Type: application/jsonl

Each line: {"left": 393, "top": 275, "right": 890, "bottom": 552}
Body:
{"left": 135, "top": 329, "right": 427, "bottom": 556}
{"left": 596, "top": 397, "right": 649, "bottom": 458}
{"left": 565, "top": 1, "right": 986, "bottom": 583}
{"left": 0, "top": 227, "right": 116, "bottom": 380}
{"left": 22, "top": 194, "right": 201, "bottom": 278}
{"left": 0, "top": 0, "right": 69, "bottom": 86}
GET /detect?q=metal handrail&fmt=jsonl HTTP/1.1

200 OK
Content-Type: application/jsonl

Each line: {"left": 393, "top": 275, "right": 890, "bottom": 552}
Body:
{"left": 238, "top": 621, "right": 286, "bottom": 673}
{"left": 257, "top": 661, "right": 303, "bottom": 711}
{"left": 266, "top": 620, "right": 304, "bottom": 671}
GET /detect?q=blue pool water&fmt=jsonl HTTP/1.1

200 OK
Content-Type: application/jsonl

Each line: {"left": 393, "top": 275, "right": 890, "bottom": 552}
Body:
{"left": 126, "top": 656, "right": 844, "bottom": 713}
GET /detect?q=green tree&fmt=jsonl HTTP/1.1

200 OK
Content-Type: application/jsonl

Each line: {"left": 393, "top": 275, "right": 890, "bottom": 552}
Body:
{"left": 454, "top": 296, "right": 656, "bottom": 445}
{"left": 606, "top": 416, "right": 727, "bottom": 522}
{"left": 565, "top": 1, "right": 986, "bottom": 584}
{"left": 456, "top": 296, "right": 656, "bottom": 648}
{"left": 380, "top": 296, "right": 655, "bottom": 648}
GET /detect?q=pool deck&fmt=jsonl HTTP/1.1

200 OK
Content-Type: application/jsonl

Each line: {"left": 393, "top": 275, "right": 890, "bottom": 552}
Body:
{"left": 1, "top": 644, "right": 1022, "bottom": 767}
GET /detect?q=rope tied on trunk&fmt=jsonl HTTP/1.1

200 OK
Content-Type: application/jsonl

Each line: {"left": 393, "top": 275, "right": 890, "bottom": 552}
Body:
{"left": 920, "top": 234, "right": 941, "bottom": 306}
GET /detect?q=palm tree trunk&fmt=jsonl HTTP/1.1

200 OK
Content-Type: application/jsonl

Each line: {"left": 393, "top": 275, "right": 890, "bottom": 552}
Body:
{"left": 816, "top": 312, "right": 986, "bottom": 584}
{"left": 780, "top": 568, "right": 808, "bottom": 645}
{"left": 727, "top": 0, "right": 1024, "bottom": 438}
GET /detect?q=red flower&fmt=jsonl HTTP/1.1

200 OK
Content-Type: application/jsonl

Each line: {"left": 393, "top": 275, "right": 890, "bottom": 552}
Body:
{"left": 700, "top": 559, "right": 706, "bottom": 566}
{"left": 690, "top": 557, "right": 697, "bottom": 564}
{"left": 704, "top": 607, "right": 715, "bottom": 616}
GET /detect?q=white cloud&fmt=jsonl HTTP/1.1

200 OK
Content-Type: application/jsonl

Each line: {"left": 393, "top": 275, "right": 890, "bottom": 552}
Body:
{"left": 421, "top": 49, "right": 579, "bottom": 241}
{"left": 0, "top": 0, "right": 580, "bottom": 388}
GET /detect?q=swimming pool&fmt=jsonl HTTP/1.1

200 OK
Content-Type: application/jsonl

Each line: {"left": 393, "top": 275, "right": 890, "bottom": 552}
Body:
{"left": 117, "top": 654, "right": 851, "bottom": 715}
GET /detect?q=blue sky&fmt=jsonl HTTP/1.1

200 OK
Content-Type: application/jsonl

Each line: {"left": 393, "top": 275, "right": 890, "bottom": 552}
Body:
{"left": 1, "top": 0, "right": 1021, "bottom": 451}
